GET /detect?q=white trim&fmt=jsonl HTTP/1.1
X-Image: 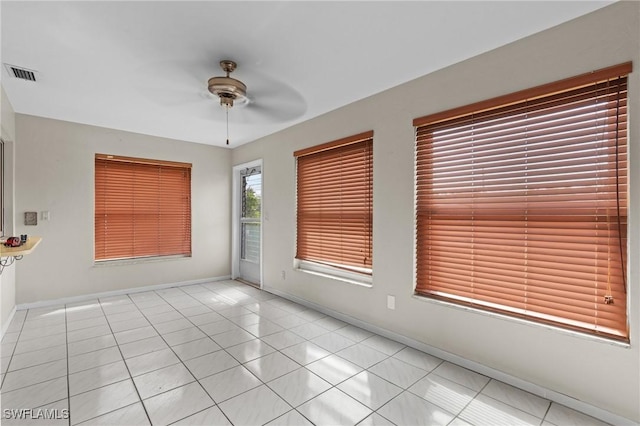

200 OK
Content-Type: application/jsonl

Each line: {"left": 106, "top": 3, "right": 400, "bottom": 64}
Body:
{"left": 295, "top": 259, "right": 372, "bottom": 287}
{"left": 262, "top": 285, "right": 636, "bottom": 426}
{"left": 232, "top": 159, "right": 263, "bottom": 288}
{"left": 93, "top": 254, "right": 191, "bottom": 267}
{"left": 411, "top": 293, "right": 630, "bottom": 348}
{"left": 16, "top": 275, "right": 230, "bottom": 311}
{"left": 1, "top": 305, "right": 17, "bottom": 340}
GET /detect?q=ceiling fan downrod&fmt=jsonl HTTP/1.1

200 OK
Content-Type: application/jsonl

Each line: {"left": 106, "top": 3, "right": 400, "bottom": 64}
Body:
{"left": 207, "top": 60, "right": 248, "bottom": 146}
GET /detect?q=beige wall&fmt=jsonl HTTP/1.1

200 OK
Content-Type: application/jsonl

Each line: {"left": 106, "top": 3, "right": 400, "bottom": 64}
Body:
{"left": 232, "top": 2, "right": 640, "bottom": 421}
{"left": 13, "top": 115, "right": 231, "bottom": 303}
{"left": 1, "top": 85, "right": 17, "bottom": 333}
{"left": 2, "top": 86, "right": 16, "bottom": 143}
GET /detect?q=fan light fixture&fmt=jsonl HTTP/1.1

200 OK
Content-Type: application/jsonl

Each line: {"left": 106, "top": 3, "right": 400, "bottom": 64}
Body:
{"left": 208, "top": 60, "right": 248, "bottom": 145}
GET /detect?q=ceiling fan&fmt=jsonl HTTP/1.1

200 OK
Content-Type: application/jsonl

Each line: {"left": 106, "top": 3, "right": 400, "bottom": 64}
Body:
{"left": 201, "top": 60, "right": 306, "bottom": 127}
{"left": 136, "top": 57, "right": 307, "bottom": 145}
{"left": 207, "top": 60, "right": 249, "bottom": 109}
{"left": 207, "top": 60, "right": 249, "bottom": 145}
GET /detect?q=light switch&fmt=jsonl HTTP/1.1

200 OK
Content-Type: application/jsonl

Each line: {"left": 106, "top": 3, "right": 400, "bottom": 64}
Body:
{"left": 41, "top": 211, "right": 50, "bottom": 220}
{"left": 387, "top": 295, "right": 395, "bottom": 310}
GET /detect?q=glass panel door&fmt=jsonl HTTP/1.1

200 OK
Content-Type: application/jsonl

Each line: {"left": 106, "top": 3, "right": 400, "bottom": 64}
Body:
{"left": 238, "top": 166, "right": 261, "bottom": 284}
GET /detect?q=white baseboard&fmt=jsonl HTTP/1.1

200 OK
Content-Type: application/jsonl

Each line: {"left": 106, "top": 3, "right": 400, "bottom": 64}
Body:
{"left": 0, "top": 305, "right": 17, "bottom": 340}
{"left": 16, "top": 275, "right": 231, "bottom": 311}
{"left": 263, "top": 285, "right": 636, "bottom": 426}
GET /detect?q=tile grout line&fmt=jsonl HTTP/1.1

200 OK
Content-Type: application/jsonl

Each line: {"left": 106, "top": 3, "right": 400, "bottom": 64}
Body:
{"left": 62, "top": 299, "right": 144, "bottom": 420}
{"left": 172, "top": 285, "right": 298, "bottom": 423}
{"left": 541, "top": 399, "right": 554, "bottom": 425}
{"left": 151, "top": 285, "right": 307, "bottom": 424}
{"left": 170, "top": 285, "right": 269, "bottom": 425}
{"left": 64, "top": 304, "right": 71, "bottom": 426}
{"left": 6, "top": 281, "right": 592, "bottom": 426}
{"left": 453, "top": 375, "right": 494, "bottom": 425}
{"left": 256, "top": 299, "right": 455, "bottom": 425}
{"left": 0, "top": 310, "right": 28, "bottom": 390}
{"left": 365, "top": 350, "right": 440, "bottom": 424}
{"left": 475, "top": 380, "right": 550, "bottom": 424}
{"left": 163, "top": 284, "right": 308, "bottom": 423}
{"left": 1, "top": 342, "right": 67, "bottom": 390}
{"left": 200, "top": 289, "right": 374, "bottom": 423}
{"left": 86, "top": 294, "right": 154, "bottom": 426}
{"left": 129, "top": 288, "right": 224, "bottom": 425}
{"left": 1, "top": 310, "right": 68, "bottom": 407}
{"left": 1, "top": 313, "right": 71, "bottom": 419}
{"left": 16, "top": 289, "right": 403, "bottom": 426}
{"left": 156, "top": 285, "right": 254, "bottom": 425}
{"left": 273, "top": 335, "right": 391, "bottom": 425}
{"left": 8, "top": 291, "right": 306, "bottom": 424}
{"left": 66, "top": 364, "right": 128, "bottom": 397}
{"left": 187, "top": 285, "right": 316, "bottom": 425}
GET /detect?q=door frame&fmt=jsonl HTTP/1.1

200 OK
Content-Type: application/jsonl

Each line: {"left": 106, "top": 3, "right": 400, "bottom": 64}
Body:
{"left": 231, "top": 159, "right": 263, "bottom": 287}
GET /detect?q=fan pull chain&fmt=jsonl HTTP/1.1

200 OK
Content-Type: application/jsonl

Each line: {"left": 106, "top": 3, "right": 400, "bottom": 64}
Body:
{"left": 226, "top": 106, "right": 230, "bottom": 145}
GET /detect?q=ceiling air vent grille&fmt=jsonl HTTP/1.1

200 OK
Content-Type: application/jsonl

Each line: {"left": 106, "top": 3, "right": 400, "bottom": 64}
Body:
{"left": 4, "top": 64, "right": 37, "bottom": 82}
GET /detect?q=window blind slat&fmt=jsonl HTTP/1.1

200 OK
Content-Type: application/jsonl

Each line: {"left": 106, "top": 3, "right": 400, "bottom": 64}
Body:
{"left": 415, "top": 65, "right": 630, "bottom": 341}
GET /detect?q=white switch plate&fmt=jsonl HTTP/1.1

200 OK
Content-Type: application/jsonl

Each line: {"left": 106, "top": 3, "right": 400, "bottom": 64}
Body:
{"left": 387, "top": 295, "right": 395, "bottom": 310}
{"left": 41, "top": 211, "right": 50, "bottom": 220}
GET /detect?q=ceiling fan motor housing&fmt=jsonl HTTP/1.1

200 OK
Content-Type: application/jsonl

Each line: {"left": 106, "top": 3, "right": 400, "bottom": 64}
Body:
{"left": 208, "top": 60, "right": 248, "bottom": 107}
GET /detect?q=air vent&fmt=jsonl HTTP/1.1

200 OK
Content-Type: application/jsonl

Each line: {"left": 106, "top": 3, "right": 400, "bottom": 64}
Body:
{"left": 4, "top": 64, "right": 37, "bottom": 82}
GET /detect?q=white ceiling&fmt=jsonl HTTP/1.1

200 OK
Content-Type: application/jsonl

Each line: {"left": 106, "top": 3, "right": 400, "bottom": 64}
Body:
{"left": 1, "top": 1, "right": 613, "bottom": 147}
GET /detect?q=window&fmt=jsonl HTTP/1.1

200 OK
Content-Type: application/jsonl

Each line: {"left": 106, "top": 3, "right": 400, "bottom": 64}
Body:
{"left": 294, "top": 131, "right": 373, "bottom": 279}
{"left": 241, "top": 169, "right": 261, "bottom": 263}
{"left": 414, "top": 62, "right": 631, "bottom": 341}
{"left": 95, "top": 154, "right": 192, "bottom": 261}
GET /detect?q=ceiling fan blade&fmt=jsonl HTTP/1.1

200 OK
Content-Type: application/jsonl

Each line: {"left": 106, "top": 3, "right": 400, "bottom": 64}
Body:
{"left": 243, "top": 102, "right": 302, "bottom": 123}
{"left": 206, "top": 101, "right": 302, "bottom": 125}
{"left": 137, "top": 87, "right": 208, "bottom": 107}
{"left": 133, "top": 59, "right": 211, "bottom": 106}
{"left": 134, "top": 58, "right": 307, "bottom": 125}
{"left": 206, "top": 73, "right": 307, "bottom": 124}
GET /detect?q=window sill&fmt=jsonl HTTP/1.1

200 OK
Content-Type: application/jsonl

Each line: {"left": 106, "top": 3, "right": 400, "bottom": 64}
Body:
{"left": 94, "top": 254, "right": 191, "bottom": 267}
{"left": 411, "top": 293, "right": 630, "bottom": 348}
{"left": 295, "top": 259, "right": 372, "bottom": 287}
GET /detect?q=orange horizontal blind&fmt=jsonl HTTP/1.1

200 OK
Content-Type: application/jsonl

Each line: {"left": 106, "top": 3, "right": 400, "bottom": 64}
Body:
{"left": 415, "top": 64, "right": 630, "bottom": 340}
{"left": 295, "top": 131, "right": 373, "bottom": 273}
{"left": 95, "top": 155, "right": 191, "bottom": 261}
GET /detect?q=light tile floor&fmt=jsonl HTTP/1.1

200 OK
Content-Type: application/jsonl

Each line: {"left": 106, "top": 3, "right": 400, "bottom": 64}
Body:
{"left": 0, "top": 280, "right": 611, "bottom": 426}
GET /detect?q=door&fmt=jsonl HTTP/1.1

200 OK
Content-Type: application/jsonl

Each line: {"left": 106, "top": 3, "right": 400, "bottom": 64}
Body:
{"left": 237, "top": 164, "right": 261, "bottom": 285}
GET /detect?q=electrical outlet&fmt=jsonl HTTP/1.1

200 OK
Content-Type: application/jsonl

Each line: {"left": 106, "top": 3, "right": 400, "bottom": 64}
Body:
{"left": 281, "top": 270, "right": 286, "bottom": 280}
{"left": 387, "top": 295, "right": 395, "bottom": 310}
